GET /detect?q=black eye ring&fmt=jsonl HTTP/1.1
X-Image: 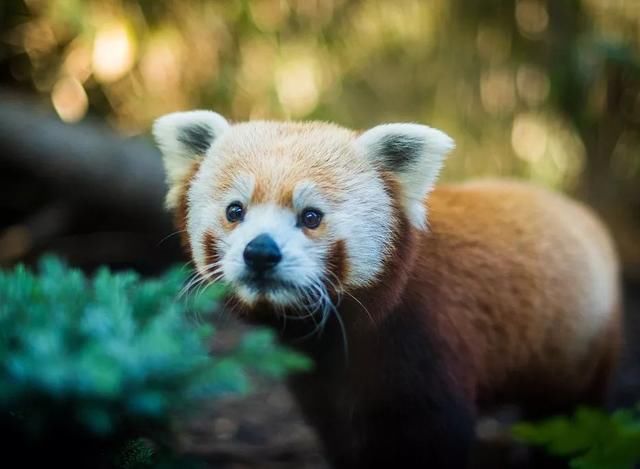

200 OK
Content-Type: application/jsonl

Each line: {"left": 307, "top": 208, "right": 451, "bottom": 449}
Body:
{"left": 226, "top": 202, "right": 244, "bottom": 223}
{"left": 300, "top": 208, "right": 323, "bottom": 229}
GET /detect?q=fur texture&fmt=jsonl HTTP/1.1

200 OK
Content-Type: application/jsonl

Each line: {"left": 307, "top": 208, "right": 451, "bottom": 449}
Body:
{"left": 153, "top": 113, "right": 622, "bottom": 469}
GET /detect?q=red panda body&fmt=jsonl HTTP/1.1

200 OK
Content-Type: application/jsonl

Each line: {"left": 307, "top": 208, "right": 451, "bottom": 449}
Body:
{"left": 281, "top": 180, "right": 621, "bottom": 469}
{"left": 152, "top": 114, "right": 621, "bottom": 469}
{"left": 413, "top": 180, "right": 620, "bottom": 408}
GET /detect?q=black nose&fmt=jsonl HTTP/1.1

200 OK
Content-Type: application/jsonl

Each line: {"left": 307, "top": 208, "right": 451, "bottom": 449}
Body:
{"left": 243, "top": 234, "right": 282, "bottom": 273}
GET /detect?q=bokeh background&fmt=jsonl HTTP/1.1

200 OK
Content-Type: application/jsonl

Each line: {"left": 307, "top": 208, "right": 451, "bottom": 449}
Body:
{"left": 1, "top": 1, "right": 639, "bottom": 467}
{"left": 2, "top": 0, "right": 640, "bottom": 276}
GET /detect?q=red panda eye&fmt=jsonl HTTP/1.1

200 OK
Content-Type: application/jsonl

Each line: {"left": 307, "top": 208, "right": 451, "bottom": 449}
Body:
{"left": 226, "top": 202, "right": 244, "bottom": 222}
{"left": 301, "top": 208, "right": 323, "bottom": 229}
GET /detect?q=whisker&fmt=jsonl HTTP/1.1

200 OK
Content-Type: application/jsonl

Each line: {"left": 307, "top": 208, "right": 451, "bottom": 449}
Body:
{"left": 179, "top": 261, "right": 224, "bottom": 299}
{"left": 332, "top": 302, "right": 349, "bottom": 362}
{"left": 323, "top": 271, "right": 375, "bottom": 327}
{"left": 321, "top": 274, "right": 344, "bottom": 307}
{"left": 314, "top": 279, "right": 349, "bottom": 361}
{"left": 157, "top": 229, "right": 188, "bottom": 247}
{"left": 289, "top": 282, "right": 328, "bottom": 342}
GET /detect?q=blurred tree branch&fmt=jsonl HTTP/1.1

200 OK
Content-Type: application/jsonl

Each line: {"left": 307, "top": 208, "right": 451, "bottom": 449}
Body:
{"left": 0, "top": 91, "right": 169, "bottom": 229}
{"left": 0, "top": 91, "right": 181, "bottom": 271}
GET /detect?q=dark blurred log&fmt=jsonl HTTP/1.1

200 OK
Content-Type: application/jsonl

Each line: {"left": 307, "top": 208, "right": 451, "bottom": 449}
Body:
{"left": 0, "top": 91, "right": 170, "bottom": 231}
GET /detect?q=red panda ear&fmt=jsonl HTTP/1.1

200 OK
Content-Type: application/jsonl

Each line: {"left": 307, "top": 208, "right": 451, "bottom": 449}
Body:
{"left": 152, "top": 110, "right": 229, "bottom": 209}
{"left": 356, "top": 123, "right": 454, "bottom": 230}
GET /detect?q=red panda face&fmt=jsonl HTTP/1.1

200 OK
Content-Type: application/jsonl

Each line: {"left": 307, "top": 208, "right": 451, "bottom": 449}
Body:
{"left": 185, "top": 121, "right": 396, "bottom": 310}
{"left": 153, "top": 112, "right": 454, "bottom": 314}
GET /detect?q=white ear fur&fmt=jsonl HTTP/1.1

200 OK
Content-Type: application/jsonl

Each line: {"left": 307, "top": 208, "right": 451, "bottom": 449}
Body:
{"left": 356, "top": 123, "right": 454, "bottom": 230}
{"left": 152, "top": 110, "right": 229, "bottom": 208}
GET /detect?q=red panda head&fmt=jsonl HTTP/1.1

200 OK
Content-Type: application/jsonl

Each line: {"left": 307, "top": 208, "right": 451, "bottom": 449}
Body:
{"left": 153, "top": 112, "right": 453, "bottom": 314}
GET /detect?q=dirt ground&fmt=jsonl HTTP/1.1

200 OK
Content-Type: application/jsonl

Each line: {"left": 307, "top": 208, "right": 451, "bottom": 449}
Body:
{"left": 176, "top": 283, "right": 640, "bottom": 469}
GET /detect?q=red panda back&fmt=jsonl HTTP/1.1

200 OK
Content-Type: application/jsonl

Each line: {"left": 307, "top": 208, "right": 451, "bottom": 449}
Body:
{"left": 412, "top": 180, "right": 621, "bottom": 407}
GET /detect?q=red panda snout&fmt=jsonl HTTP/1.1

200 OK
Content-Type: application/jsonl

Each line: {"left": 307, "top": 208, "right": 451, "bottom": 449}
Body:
{"left": 242, "top": 233, "right": 282, "bottom": 274}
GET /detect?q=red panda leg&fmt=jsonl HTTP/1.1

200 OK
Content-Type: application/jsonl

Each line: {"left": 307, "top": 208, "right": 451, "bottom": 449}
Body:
{"left": 288, "top": 310, "right": 477, "bottom": 469}
{"left": 525, "top": 304, "right": 622, "bottom": 418}
{"left": 582, "top": 307, "right": 622, "bottom": 408}
{"left": 347, "top": 310, "right": 477, "bottom": 469}
{"left": 518, "top": 308, "right": 622, "bottom": 469}
{"left": 354, "top": 392, "right": 475, "bottom": 469}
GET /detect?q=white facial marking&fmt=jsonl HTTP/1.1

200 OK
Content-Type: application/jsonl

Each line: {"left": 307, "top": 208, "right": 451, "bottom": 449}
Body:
{"left": 180, "top": 120, "right": 409, "bottom": 309}
{"left": 222, "top": 203, "right": 323, "bottom": 287}
{"left": 329, "top": 171, "right": 394, "bottom": 286}
{"left": 293, "top": 180, "right": 329, "bottom": 214}
{"left": 225, "top": 173, "right": 255, "bottom": 207}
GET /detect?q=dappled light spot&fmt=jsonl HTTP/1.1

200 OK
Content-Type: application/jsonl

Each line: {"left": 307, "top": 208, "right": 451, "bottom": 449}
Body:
{"left": 140, "top": 37, "right": 183, "bottom": 95}
{"left": 63, "top": 42, "right": 93, "bottom": 83}
{"left": 51, "top": 76, "right": 88, "bottom": 122}
{"left": 515, "top": 0, "right": 549, "bottom": 38}
{"left": 476, "top": 24, "right": 512, "bottom": 64}
{"left": 276, "top": 55, "right": 321, "bottom": 118}
{"left": 511, "top": 112, "right": 585, "bottom": 188}
{"left": 92, "top": 22, "right": 136, "bottom": 83}
{"left": 238, "top": 38, "right": 278, "bottom": 97}
{"left": 249, "top": 0, "right": 289, "bottom": 32}
{"left": 511, "top": 113, "right": 547, "bottom": 163}
{"left": 480, "top": 68, "right": 516, "bottom": 115}
{"left": 21, "top": 20, "right": 57, "bottom": 59}
{"left": 516, "top": 64, "right": 550, "bottom": 106}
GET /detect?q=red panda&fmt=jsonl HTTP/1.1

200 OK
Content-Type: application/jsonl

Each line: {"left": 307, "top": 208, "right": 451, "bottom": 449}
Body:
{"left": 153, "top": 112, "right": 622, "bottom": 469}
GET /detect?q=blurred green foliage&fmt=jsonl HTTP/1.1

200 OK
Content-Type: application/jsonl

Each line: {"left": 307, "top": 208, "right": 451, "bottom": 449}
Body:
{"left": 0, "top": 257, "right": 310, "bottom": 465}
{"left": 514, "top": 405, "right": 640, "bottom": 469}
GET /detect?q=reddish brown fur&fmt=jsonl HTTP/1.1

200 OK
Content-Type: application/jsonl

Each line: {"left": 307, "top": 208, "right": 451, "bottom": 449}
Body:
{"left": 202, "top": 230, "right": 220, "bottom": 268}
{"left": 411, "top": 181, "right": 621, "bottom": 408}
{"left": 174, "top": 161, "right": 201, "bottom": 259}
{"left": 175, "top": 155, "right": 621, "bottom": 467}
{"left": 347, "top": 171, "right": 418, "bottom": 318}
{"left": 326, "top": 239, "right": 349, "bottom": 294}
{"left": 285, "top": 180, "right": 620, "bottom": 468}
{"left": 211, "top": 123, "right": 353, "bottom": 210}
